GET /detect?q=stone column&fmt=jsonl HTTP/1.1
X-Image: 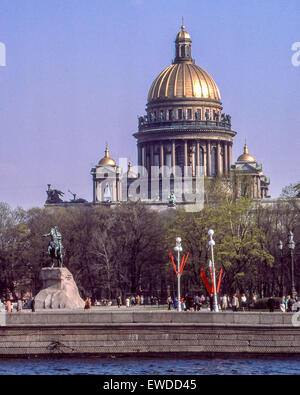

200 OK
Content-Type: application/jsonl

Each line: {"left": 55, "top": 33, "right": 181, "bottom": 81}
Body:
{"left": 150, "top": 144, "right": 154, "bottom": 172}
{"left": 160, "top": 143, "right": 164, "bottom": 176}
{"left": 94, "top": 180, "right": 97, "bottom": 203}
{"left": 207, "top": 141, "right": 211, "bottom": 177}
{"left": 217, "top": 141, "right": 222, "bottom": 175}
{"left": 228, "top": 143, "right": 233, "bottom": 169}
{"left": 224, "top": 142, "right": 228, "bottom": 175}
{"left": 258, "top": 176, "right": 261, "bottom": 199}
{"left": 142, "top": 145, "right": 147, "bottom": 176}
{"left": 138, "top": 144, "right": 142, "bottom": 167}
{"left": 116, "top": 176, "right": 120, "bottom": 202}
{"left": 252, "top": 177, "right": 256, "bottom": 199}
{"left": 92, "top": 177, "right": 96, "bottom": 203}
{"left": 196, "top": 141, "right": 200, "bottom": 176}
{"left": 172, "top": 140, "right": 176, "bottom": 173}
{"left": 201, "top": 145, "right": 207, "bottom": 176}
{"left": 184, "top": 140, "right": 188, "bottom": 176}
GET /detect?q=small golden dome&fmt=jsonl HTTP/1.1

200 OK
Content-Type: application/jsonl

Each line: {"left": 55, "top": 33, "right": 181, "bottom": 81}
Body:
{"left": 127, "top": 161, "right": 138, "bottom": 178}
{"left": 147, "top": 62, "right": 221, "bottom": 102}
{"left": 176, "top": 25, "right": 191, "bottom": 41}
{"left": 98, "top": 146, "right": 116, "bottom": 167}
{"left": 237, "top": 144, "right": 256, "bottom": 162}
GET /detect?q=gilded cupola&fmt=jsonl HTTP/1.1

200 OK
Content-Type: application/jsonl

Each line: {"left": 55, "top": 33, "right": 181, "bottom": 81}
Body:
{"left": 98, "top": 146, "right": 117, "bottom": 167}
{"left": 147, "top": 24, "right": 221, "bottom": 104}
{"left": 237, "top": 143, "right": 256, "bottom": 163}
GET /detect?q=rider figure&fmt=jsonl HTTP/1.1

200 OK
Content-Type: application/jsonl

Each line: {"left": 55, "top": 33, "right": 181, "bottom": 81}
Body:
{"left": 42, "top": 226, "right": 64, "bottom": 267}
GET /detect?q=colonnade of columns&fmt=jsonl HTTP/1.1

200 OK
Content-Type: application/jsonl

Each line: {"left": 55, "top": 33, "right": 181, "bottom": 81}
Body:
{"left": 137, "top": 140, "right": 233, "bottom": 177}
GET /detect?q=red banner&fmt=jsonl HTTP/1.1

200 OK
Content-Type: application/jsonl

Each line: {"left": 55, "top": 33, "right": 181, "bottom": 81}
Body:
{"left": 169, "top": 252, "right": 177, "bottom": 275}
{"left": 217, "top": 268, "right": 223, "bottom": 293}
{"left": 180, "top": 252, "right": 189, "bottom": 274}
{"left": 201, "top": 267, "right": 223, "bottom": 295}
{"left": 170, "top": 252, "right": 189, "bottom": 276}
{"left": 201, "top": 269, "right": 212, "bottom": 294}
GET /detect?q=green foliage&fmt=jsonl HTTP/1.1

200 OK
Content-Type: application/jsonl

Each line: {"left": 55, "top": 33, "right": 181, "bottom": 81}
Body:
{"left": 0, "top": 202, "right": 165, "bottom": 300}
{"left": 0, "top": 180, "right": 298, "bottom": 300}
{"left": 165, "top": 198, "right": 274, "bottom": 295}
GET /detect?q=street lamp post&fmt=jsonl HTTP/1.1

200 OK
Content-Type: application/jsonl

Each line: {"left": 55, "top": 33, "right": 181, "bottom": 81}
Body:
{"left": 288, "top": 231, "right": 296, "bottom": 298}
{"left": 277, "top": 240, "right": 284, "bottom": 296}
{"left": 174, "top": 237, "right": 183, "bottom": 312}
{"left": 208, "top": 229, "right": 219, "bottom": 312}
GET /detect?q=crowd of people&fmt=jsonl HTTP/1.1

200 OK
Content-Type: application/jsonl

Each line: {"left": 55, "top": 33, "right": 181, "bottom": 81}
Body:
{"left": 0, "top": 298, "right": 35, "bottom": 312}
{"left": 3, "top": 294, "right": 300, "bottom": 313}
{"left": 279, "top": 295, "right": 300, "bottom": 312}
{"left": 165, "top": 293, "right": 250, "bottom": 312}
{"left": 165, "top": 293, "right": 300, "bottom": 313}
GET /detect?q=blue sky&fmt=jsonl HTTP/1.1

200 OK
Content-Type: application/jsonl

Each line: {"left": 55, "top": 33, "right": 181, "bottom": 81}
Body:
{"left": 0, "top": 0, "right": 299, "bottom": 207}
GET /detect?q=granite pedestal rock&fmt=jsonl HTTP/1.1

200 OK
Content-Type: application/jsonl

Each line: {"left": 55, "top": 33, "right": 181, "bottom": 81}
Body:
{"left": 35, "top": 267, "right": 85, "bottom": 309}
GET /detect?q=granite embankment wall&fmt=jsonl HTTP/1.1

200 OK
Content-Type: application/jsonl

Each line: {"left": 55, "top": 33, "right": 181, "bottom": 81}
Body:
{"left": 1, "top": 311, "right": 300, "bottom": 357}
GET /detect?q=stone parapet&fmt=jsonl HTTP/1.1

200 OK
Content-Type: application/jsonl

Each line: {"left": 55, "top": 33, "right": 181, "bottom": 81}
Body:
{"left": 3, "top": 311, "right": 296, "bottom": 327}
{"left": 1, "top": 311, "right": 299, "bottom": 357}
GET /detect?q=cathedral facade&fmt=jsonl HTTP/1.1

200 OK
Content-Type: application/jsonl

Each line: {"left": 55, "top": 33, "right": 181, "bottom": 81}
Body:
{"left": 90, "top": 24, "right": 270, "bottom": 207}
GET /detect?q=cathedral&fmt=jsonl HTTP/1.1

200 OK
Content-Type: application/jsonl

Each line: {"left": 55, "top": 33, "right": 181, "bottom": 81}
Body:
{"left": 90, "top": 24, "right": 270, "bottom": 208}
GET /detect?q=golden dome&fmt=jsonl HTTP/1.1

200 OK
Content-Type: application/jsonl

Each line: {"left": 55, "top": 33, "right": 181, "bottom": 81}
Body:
{"left": 98, "top": 146, "right": 116, "bottom": 167}
{"left": 147, "top": 24, "right": 221, "bottom": 103}
{"left": 127, "top": 161, "right": 138, "bottom": 178}
{"left": 237, "top": 144, "right": 256, "bottom": 162}
{"left": 147, "top": 62, "right": 221, "bottom": 102}
{"left": 176, "top": 24, "right": 191, "bottom": 41}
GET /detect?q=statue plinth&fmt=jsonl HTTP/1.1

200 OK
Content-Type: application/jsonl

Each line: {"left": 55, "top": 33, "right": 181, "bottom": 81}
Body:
{"left": 35, "top": 267, "right": 85, "bottom": 309}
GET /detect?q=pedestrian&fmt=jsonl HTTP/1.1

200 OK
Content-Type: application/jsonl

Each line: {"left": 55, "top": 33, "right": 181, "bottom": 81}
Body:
{"left": 231, "top": 294, "right": 239, "bottom": 312}
{"left": 130, "top": 296, "right": 136, "bottom": 306}
{"left": 209, "top": 294, "right": 214, "bottom": 311}
{"left": 221, "top": 294, "right": 228, "bottom": 311}
{"left": 181, "top": 297, "right": 185, "bottom": 311}
{"left": 280, "top": 296, "right": 286, "bottom": 312}
{"left": 241, "top": 294, "right": 247, "bottom": 312}
{"left": 84, "top": 297, "right": 91, "bottom": 311}
{"left": 31, "top": 298, "right": 35, "bottom": 313}
{"left": 173, "top": 297, "right": 178, "bottom": 310}
{"left": 267, "top": 296, "right": 275, "bottom": 312}
{"left": 136, "top": 295, "right": 141, "bottom": 305}
{"left": 17, "top": 299, "right": 23, "bottom": 313}
{"left": 125, "top": 296, "right": 130, "bottom": 308}
{"left": 287, "top": 295, "right": 293, "bottom": 312}
{"left": 117, "top": 295, "right": 122, "bottom": 308}
{"left": 195, "top": 295, "right": 201, "bottom": 311}
{"left": 167, "top": 296, "right": 173, "bottom": 310}
{"left": 6, "top": 300, "right": 12, "bottom": 313}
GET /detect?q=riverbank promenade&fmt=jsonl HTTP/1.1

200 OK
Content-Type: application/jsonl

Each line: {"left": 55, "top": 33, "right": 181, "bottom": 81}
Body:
{"left": 1, "top": 308, "right": 300, "bottom": 357}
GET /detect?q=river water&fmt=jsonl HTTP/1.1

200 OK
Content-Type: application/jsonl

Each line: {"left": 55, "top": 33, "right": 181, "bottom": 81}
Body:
{"left": 0, "top": 356, "right": 300, "bottom": 375}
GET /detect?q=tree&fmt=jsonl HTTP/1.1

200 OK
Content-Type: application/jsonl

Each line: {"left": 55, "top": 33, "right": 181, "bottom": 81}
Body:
{"left": 0, "top": 203, "right": 28, "bottom": 298}
{"left": 165, "top": 198, "right": 274, "bottom": 296}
